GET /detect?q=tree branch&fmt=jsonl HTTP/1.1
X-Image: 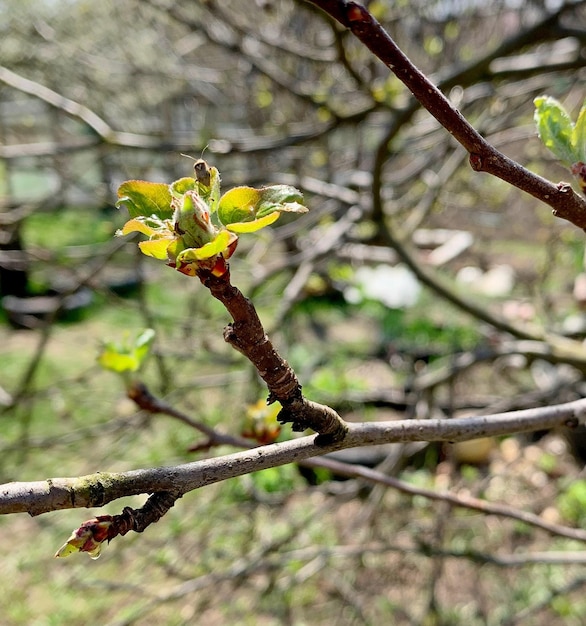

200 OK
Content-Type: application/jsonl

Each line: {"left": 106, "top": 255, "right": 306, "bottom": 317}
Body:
{"left": 196, "top": 268, "right": 349, "bottom": 444}
{"left": 306, "top": 0, "right": 586, "bottom": 229}
{"left": 2, "top": 398, "right": 586, "bottom": 516}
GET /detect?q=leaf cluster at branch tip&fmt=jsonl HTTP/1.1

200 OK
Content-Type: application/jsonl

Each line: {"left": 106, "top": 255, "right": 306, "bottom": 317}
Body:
{"left": 534, "top": 96, "right": 586, "bottom": 168}
{"left": 116, "top": 162, "right": 308, "bottom": 277}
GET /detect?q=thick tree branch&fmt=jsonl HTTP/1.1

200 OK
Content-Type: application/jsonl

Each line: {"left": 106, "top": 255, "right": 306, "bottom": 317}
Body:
{"left": 306, "top": 0, "right": 586, "bottom": 229}
{"left": 2, "top": 398, "right": 586, "bottom": 516}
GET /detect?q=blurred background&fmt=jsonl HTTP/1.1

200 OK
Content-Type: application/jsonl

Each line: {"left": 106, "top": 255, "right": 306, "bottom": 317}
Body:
{"left": 2, "top": 0, "right": 586, "bottom": 624}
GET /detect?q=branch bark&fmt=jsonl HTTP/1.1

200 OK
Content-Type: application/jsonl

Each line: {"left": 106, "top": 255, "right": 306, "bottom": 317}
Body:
{"left": 197, "top": 268, "right": 349, "bottom": 444}
{"left": 2, "top": 398, "right": 585, "bottom": 516}
{"left": 306, "top": 0, "right": 586, "bottom": 229}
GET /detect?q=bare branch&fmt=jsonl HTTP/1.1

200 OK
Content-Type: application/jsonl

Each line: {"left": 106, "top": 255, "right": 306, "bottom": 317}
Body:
{"left": 317, "top": 457, "right": 586, "bottom": 542}
{"left": 196, "top": 268, "right": 349, "bottom": 443}
{"left": 2, "top": 398, "right": 586, "bottom": 516}
{"left": 306, "top": 0, "right": 586, "bottom": 229}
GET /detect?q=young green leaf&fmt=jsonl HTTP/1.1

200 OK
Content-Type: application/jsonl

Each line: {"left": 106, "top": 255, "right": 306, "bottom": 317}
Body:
{"left": 218, "top": 184, "right": 307, "bottom": 227}
{"left": 116, "top": 181, "right": 173, "bottom": 219}
{"left": 255, "top": 185, "right": 308, "bottom": 218}
{"left": 97, "top": 329, "right": 155, "bottom": 374}
{"left": 217, "top": 186, "right": 261, "bottom": 226}
{"left": 55, "top": 516, "right": 113, "bottom": 560}
{"left": 170, "top": 177, "right": 197, "bottom": 197}
{"left": 134, "top": 329, "right": 156, "bottom": 364}
{"left": 118, "top": 217, "right": 160, "bottom": 238}
{"left": 176, "top": 230, "right": 235, "bottom": 262}
{"left": 138, "top": 238, "right": 174, "bottom": 260}
{"left": 117, "top": 164, "right": 309, "bottom": 277}
{"left": 534, "top": 96, "right": 576, "bottom": 166}
{"left": 572, "top": 99, "right": 586, "bottom": 164}
{"left": 227, "top": 212, "right": 280, "bottom": 233}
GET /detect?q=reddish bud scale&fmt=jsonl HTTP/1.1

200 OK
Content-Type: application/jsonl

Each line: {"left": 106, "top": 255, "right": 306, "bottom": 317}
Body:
{"left": 571, "top": 162, "right": 586, "bottom": 194}
{"left": 347, "top": 3, "right": 367, "bottom": 23}
{"left": 469, "top": 153, "right": 483, "bottom": 171}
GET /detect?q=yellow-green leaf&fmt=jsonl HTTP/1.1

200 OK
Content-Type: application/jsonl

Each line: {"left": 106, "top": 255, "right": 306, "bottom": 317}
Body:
{"left": 534, "top": 96, "right": 576, "bottom": 165}
{"left": 170, "top": 177, "right": 197, "bottom": 197}
{"left": 139, "top": 238, "right": 172, "bottom": 259}
{"left": 118, "top": 218, "right": 158, "bottom": 238}
{"left": 218, "top": 187, "right": 261, "bottom": 226}
{"left": 116, "top": 180, "right": 173, "bottom": 219}
{"left": 256, "top": 185, "right": 307, "bottom": 218}
{"left": 55, "top": 542, "right": 79, "bottom": 558}
{"left": 177, "top": 230, "right": 233, "bottom": 262}
{"left": 227, "top": 211, "right": 280, "bottom": 233}
{"left": 572, "top": 99, "right": 586, "bottom": 163}
{"left": 97, "top": 350, "right": 139, "bottom": 373}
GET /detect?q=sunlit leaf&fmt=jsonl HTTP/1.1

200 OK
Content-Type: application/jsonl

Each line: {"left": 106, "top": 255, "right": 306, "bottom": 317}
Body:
{"left": 117, "top": 218, "right": 159, "bottom": 238}
{"left": 534, "top": 96, "right": 576, "bottom": 165}
{"left": 255, "top": 185, "right": 307, "bottom": 218}
{"left": 138, "top": 238, "right": 172, "bottom": 260}
{"left": 217, "top": 186, "right": 260, "bottom": 226}
{"left": 97, "top": 350, "right": 139, "bottom": 373}
{"left": 134, "top": 329, "right": 156, "bottom": 366}
{"left": 176, "top": 230, "right": 234, "bottom": 262}
{"left": 54, "top": 542, "right": 79, "bottom": 558}
{"left": 204, "top": 166, "right": 222, "bottom": 213}
{"left": 116, "top": 169, "right": 308, "bottom": 277}
{"left": 97, "top": 329, "right": 154, "bottom": 374}
{"left": 116, "top": 180, "right": 173, "bottom": 219}
{"left": 227, "top": 211, "right": 280, "bottom": 233}
{"left": 170, "top": 177, "right": 196, "bottom": 197}
{"left": 572, "top": 99, "right": 586, "bottom": 163}
{"left": 218, "top": 184, "right": 307, "bottom": 228}
{"left": 135, "top": 328, "right": 156, "bottom": 349}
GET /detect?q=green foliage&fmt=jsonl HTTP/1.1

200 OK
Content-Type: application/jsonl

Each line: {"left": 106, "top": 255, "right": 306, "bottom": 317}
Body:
{"left": 97, "top": 328, "right": 155, "bottom": 379}
{"left": 534, "top": 96, "right": 586, "bottom": 166}
{"left": 249, "top": 464, "right": 299, "bottom": 494}
{"left": 375, "top": 302, "right": 480, "bottom": 352}
{"left": 116, "top": 180, "right": 173, "bottom": 220}
{"left": 116, "top": 164, "right": 307, "bottom": 278}
{"left": 24, "top": 207, "right": 115, "bottom": 249}
{"left": 306, "top": 364, "right": 367, "bottom": 400}
{"left": 557, "top": 479, "right": 586, "bottom": 526}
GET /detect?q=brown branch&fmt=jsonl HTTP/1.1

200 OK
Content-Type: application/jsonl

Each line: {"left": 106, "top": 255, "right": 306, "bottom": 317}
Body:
{"left": 196, "top": 268, "right": 348, "bottom": 444}
{"left": 317, "top": 457, "right": 586, "bottom": 543}
{"left": 306, "top": 1, "right": 586, "bottom": 229}
{"left": 108, "top": 491, "right": 179, "bottom": 538}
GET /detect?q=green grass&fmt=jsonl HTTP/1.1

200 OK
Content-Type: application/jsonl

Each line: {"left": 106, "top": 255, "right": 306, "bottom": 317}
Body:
{"left": 24, "top": 206, "right": 119, "bottom": 250}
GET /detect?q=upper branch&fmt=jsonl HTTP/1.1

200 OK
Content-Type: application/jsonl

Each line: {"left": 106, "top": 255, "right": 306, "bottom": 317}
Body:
{"left": 306, "top": 1, "right": 586, "bottom": 229}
